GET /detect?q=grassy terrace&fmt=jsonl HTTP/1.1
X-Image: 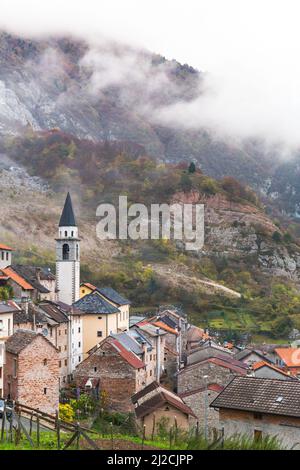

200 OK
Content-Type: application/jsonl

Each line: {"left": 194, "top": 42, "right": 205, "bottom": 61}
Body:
{"left": 0, "top": 430, "right": 283, "bottom": 450}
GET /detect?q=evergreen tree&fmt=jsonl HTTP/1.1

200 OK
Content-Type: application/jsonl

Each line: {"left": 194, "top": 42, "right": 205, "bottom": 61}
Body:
{"left": 188, "top": 161, "right": 196, "bottom": 173}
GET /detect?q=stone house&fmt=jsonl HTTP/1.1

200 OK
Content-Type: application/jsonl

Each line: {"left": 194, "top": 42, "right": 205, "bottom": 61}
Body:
{"left": 234, "top": 348, "right": 274, "bottom": 366}
{"left": 0, "top": 303, "right": 19, "bottom": 397}
{"left": 253, "top": 361, "right": 294, "bottom": 380}
{"left": 1, "top": 265, "right": 57, "bottom": 302}
{"left": 13, "top": 301, "right": 70, "bottom": 388}
{"left": 74, "top": 336, "right": 146, "bottom": 413}
{"left": 177, "top": 355, "right": 248, "bottom": 395}
{"left": 132, "top": 381, "right": 196, "bottom": 437}
{"left": 210, "top": 376, "right": 300, "bottom": 449}
{"left": 4, "top": 330, "right": 59, "bottom": 415}
{"left": 179, "top": 383, "right": 224, "bottom": 435}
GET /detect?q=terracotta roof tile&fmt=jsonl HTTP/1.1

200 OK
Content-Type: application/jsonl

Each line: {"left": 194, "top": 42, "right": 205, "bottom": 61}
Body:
{"left": 0, "top": 244, "right": 12, "bottom": 251}
{"left": 2, "top": 267, "right": 34, "bottom": 290}
{"left": 152, "top": 321, "right": 178, "bottom": 335}
{"left": 111, "top": 339, "right": 145, "bottom": 369}
{"left": 275, "top": 348, "right": 300, "bottom": 368}
{"left": 253, "top": 360, "right": 292, "bottom": 377}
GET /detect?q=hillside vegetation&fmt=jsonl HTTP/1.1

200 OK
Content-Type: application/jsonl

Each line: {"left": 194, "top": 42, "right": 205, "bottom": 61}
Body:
{"left": 0, "top": 130, "right": 299, "bottom": 340}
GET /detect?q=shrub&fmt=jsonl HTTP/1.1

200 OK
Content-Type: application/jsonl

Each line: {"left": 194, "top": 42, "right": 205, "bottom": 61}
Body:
{"left": 59, "top": 403, "right": 75, "bottom": 423}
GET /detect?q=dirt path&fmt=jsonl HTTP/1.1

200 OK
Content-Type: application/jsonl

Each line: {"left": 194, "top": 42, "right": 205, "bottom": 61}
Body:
{"left": 151, "top": 263, "right": 241, "bottom": 298}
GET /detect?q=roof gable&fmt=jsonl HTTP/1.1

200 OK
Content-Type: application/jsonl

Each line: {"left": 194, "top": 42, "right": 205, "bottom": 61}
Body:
{"left": 73, "top": 292, "right": 120, "bottom": 314}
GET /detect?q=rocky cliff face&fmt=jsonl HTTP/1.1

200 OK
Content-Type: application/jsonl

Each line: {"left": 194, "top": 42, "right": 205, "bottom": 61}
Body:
{"left": 173, "top": 191, "right": 300, "bottom": 282}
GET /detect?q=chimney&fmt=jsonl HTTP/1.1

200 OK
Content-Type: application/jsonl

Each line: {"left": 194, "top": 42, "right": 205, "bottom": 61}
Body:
{"left": 36, "top": 267, "right": 41, "bottom": 283}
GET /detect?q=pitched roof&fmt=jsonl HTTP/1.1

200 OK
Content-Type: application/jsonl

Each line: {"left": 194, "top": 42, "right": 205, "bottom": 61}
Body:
{"left": 132, "top": 382, "right": 196, "bottom": 419}
{"left": 73, "top": 292, "right": 120, "bottom": 314}
{"left": 81, "top": 282, "right": 97, "bottom": 291}
{"left": 135, "top": 323, "right": 166, "bottom": 337}
{"left": 178, "top": 355, "right": 248, "bottom": 376}
{"left": 275, "top": 348, "right": 300, "bottom": 367}
{"left": 152, "top": 320, "right": 178, "bottom": 335}
{"left": 111, "top": 332, "right": 143, "bottom": 356}
{"left": 179, "top": 383, "right": 224, "bottom": 398}
{"left": 39, "top": 302, "right": 69, "bottom": 323}
{"left": 0, "top": 243, "right": 12, "bottom": 251}
{"left": 3, "top": 265, "right": 55, "bottom": 293}
{"left": 1, "top": 267, "right": 34, "bottom": 290}
{"left": 59, "top": 192, "right": 76, "bottom": 227}
{"left": 0, "top": 303, "right": 19, "bottom": 314}
{"left": 96, "top": 287, "right": 131, "bottom": 306}
{"left": 159, "top": 315, "right": 177, "bottom": 329}
{"left": 13, "top": 304, "right": 49, "bottom": 326}
{"left": 132, "top": 381, "right": 160, "bottom": 403}
{"left": 252, "top": 360, "right": 292, "bottom": 378}
{"left": 210, "top": 376, "right": 300, "bottom": 418}
{"left": 5, "top": 329, "right": 56, "bottom": 354}
{"left": 234, "top": 348, "right": 272, "bottom": 363}
{"left": 110, "top": 338, "right": 145, "bottom": 369}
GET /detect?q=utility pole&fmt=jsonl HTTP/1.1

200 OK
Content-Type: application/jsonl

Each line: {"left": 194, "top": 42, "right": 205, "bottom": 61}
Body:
{"left": 203, "top": 375, "right": 209, "bottom": 441}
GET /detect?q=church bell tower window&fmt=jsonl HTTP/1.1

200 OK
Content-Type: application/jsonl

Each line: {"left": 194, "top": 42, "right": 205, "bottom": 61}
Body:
{"left": 63, "top": 243, "right": 70, "bottom": 260}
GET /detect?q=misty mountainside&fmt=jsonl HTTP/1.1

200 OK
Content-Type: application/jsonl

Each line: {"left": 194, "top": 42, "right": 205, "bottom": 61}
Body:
{"left": 0, "top": 30, "right": 291, "bottom": 202}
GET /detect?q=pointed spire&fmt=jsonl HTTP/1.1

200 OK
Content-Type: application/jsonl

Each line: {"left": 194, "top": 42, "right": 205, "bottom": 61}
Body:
{"left": 59, "top": 192, "right": 76, "bottom": 227}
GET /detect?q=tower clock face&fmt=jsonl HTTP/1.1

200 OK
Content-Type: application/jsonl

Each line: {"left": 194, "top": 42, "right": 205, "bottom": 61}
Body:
{"left": 42, "top": 328, "right": 48, "bottom": 336}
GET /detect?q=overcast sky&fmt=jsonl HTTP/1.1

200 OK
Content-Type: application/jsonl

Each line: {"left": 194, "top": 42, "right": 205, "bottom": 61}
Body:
{"left": 2, "top": 0, "right": 300, "bottom": 147}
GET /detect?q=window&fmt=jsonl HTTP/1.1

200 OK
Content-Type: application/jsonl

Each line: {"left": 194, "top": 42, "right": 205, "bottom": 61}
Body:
{"left": 78, "top": 327, "right": 81, "bottom": 333}
{"left": 6, "top": 252, "right": 8, "bottom": 261}
{"left": 71, "top": 231, "right": 74, "bottom": 237}
{"left": 44, "top": 388, "right": 47, "bottom": 395}
{"left": 97, "top": 331, "right": 103, "bottom": 337}
{"left": 94, "top": 367, "right": 97, "bottom": 372}
{"left": 64, "top": 345, "right": 67, "bottom": 351}
{"left": 50, "top": 328, "right": 53, "bottom": 337}
{"left": 59, "top": 330, "right": 61, "bottom": 336}
{"left": 98, "top": 317, "right": 102, "bottom": 320}
{"left": 64, "top": 359, "right": 67, "bottom": 366}
{"left": 78, "top": 356, "right": 81, "bottom": 362}
{"left": 254, "top": 412, "right": 263, "bottom": 420}
{"left": 65, "top": 329, "right": 67, "bottom": 335}
{"left": 58, "top": 346, "right": 61, "bottom": 352}
{"left": 59, "top": 361, "right": 62, "bottom": 367}
{"left": 64, "top": 231, "right": 68, "bottom": 237}
{"left": 82, "top": 289, "right": 85, "bottom": 294}
{"left": 150, "top": 370, "right": 152, "bottom": 376}
{"left": 63, "top": 377, "right": 66, "bottom": 383}
{"left": 43, "top": 359, "right": 47, "bottom": 366}
{"left": 62, "top": 243, "right": 70, "bottom": 260}
{"left": 13, "top": 358, "right": 17, "bottom": 378}
{"left": 1, "top": 252, "right": 4, "bottom": 260}
{"left": 76, "top": 244, "right": 79, "bottom": 260}
{"left": 78, "top": 342, "right": 81, "bottom": 347}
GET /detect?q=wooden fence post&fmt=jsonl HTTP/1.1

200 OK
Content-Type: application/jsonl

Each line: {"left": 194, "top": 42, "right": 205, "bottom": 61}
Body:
{"left": 76, "top": 422, "right": 80, "bottom": 450}
{"left": 29, "top": 412, "right": 33, "bottom": 436}
{"left": 110, "top": 422, "right": 114, "bottom": 450}
{"left": 56, "top": 414, "right": 61, "bottom": 450}
{"left": 151, "top": 413, "right": 156, "bottom": 441}
{"left": 174, "top": 416, "right": 178, "bottom": 445}
{"left": 141, "top": 424, "right": 146, "bottom": 450}
{"left": 36, "top": 415, "right": 40, "bottom": 448}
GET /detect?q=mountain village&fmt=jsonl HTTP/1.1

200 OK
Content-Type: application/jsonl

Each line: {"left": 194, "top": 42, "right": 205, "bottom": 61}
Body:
{"left": 0, "top": 193, "right": 300, "bottom": 449}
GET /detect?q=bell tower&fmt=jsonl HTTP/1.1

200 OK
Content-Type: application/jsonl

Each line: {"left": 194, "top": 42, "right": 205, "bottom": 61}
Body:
{"left": 56, "top": 192, "right": 80, "bottom": 305}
